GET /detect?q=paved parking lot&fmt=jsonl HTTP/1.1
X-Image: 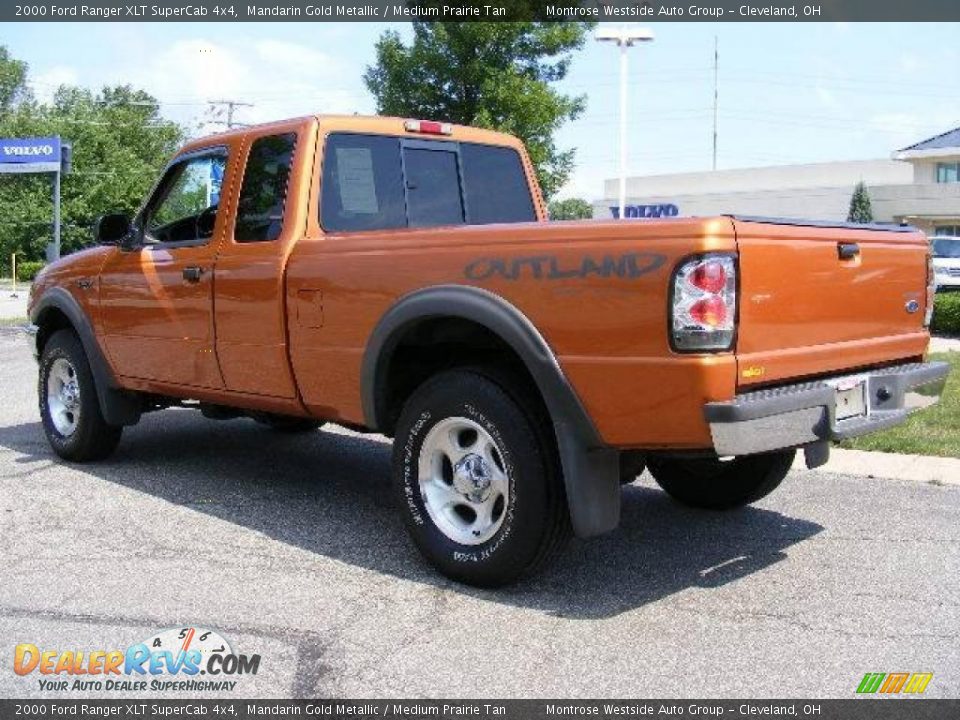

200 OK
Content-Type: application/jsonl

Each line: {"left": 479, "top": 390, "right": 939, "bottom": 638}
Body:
{"left": 0, "top": 329, "right": 957, "bottom": 699}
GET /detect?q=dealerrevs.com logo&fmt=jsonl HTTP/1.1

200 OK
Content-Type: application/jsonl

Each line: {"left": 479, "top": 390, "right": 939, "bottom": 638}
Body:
{"left": 856, "top": 672, "right": 933, "bottom": 695}
{"left": 13, "top": 627, "right": 260, "bottom": 692}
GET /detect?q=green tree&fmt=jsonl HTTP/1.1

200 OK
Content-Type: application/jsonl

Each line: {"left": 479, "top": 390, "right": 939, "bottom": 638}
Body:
{"left": 0, "top": 46, "right": 30, "bottom": 112}
{"left": 363, "top": 22, "right": 593, "bottom": 199}
{"left": 847, "top": 181, "right": 874, "bottom": 223}
{"left": 548, "top": 197, "right": 593, "bottom": 220}
{"left": 0, "top": 46, "right": 184, "bottom": 270}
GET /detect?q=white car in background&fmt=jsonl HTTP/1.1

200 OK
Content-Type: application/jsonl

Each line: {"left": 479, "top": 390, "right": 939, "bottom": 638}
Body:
{"left": 931, "top": 236, "right": 960, "bottom": 291}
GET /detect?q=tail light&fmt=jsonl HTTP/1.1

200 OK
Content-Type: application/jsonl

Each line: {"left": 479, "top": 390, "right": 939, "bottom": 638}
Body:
{"left": 671, "top": 254, "right": 737, "bottom": 352}
{"left": 925, "top": 251, "right": 935, "bottom": 328}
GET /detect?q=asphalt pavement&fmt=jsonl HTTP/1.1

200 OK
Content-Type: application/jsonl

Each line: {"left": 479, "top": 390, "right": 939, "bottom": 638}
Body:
{"left": 0, "top": 329, "right": 957, "bottom": 699}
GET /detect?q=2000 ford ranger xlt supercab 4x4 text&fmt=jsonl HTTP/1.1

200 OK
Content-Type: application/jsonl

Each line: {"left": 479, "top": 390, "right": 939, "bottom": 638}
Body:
{"left": 26, "top": 115, "right": 950, "bottom": 586}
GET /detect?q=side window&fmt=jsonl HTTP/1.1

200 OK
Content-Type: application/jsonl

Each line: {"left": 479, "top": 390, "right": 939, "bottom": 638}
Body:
{"left": 460, "top": 144, "right": 535, "bottom": 224}
{"left": 235, "top": 133, "right": 297, "bottom": 243}
{"left": 321, "top": 133, "right": 405, "bottom": 232}
{"left": 402, "top": 147, "right": 464, "bottom": 228}
{"left": 146, "top": 153, "right": 225, "bottom": 244}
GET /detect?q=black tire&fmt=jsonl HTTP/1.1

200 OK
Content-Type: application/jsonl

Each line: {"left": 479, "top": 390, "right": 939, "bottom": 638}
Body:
{"left": 647, "top": 450, "right": 796, "bottom": 510}
{"left": 392, "top": 368, "right": 570, "bottom": 587}
{"left": 38, "top": 329, "right": 122, "bottom": 462}
{"left": 252, "top": 413, "right": 323, "bottom": 433}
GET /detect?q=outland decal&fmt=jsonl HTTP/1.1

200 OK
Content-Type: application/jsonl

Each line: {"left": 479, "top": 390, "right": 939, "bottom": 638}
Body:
{"left": 464, "top": 252, "right": 666, "bottom": 282}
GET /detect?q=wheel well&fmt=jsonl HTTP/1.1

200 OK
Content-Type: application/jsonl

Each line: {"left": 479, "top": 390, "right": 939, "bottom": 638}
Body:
{"left": 35, "top": 307, "right": 75, "bottom": 356}
{"left": 378, "top": 317, "right": 547, "bottom": 436}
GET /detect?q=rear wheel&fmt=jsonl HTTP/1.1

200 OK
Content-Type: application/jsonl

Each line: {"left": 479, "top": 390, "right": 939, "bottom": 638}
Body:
{"left": 39, "top": 329, "right": 122, "bottom": 462}
{"left": 392, "top": 368, "right": 570, "bottom": 587}
{"left": 647, "top": 450, "right": 795, "bottom": 510}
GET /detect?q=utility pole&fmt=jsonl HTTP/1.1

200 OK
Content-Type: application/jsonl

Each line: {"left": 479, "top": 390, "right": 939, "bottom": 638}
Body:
{"left": 207, "top": 100, "right": 253, "bottom": 129}
{"left": 712, "top": 35, "right": 719, "bottom": 171}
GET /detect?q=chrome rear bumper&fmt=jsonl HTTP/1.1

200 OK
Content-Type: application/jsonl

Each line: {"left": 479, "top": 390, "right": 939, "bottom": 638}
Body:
{"left": 705, "top": 361, "right": 950, "bottom": 457}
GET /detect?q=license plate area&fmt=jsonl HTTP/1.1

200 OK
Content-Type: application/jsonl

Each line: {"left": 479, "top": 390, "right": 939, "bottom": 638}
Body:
{"left": 826, "top": 375, "right": 868, "bottom": 421}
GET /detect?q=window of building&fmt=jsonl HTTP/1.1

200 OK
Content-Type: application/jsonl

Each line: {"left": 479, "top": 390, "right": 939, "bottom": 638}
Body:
{"left": 934, "top": 225, "right": 960, "bottom": 238}
{"left": 936, "top": 162, "right": 960, "bottom": 183}
{"left": 235, "top": 133, "right": 297, "bottom": 243}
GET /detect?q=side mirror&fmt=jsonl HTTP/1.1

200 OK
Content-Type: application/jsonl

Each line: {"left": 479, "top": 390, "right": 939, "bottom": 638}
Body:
{"left": 95, "top": 213, "right": 132, "bottom": 247}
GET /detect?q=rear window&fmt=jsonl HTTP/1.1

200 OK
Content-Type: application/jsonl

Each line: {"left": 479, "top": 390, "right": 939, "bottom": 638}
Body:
{"left": 320, "top": 133, "right": 535, "bottom": 232}
{"left": 235, "top": 133, "right": 297, "bottom": 243}
{"left": 461, "top": 143, "right": 535, "bottom": 224}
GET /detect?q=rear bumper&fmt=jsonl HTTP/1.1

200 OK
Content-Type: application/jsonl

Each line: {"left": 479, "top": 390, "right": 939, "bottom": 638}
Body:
{"left": 704, "top": 361, "right": 950, "bottom": 456}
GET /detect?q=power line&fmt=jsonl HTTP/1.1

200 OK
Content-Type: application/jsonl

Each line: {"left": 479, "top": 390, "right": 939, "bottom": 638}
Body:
{"left": 206, "top": 99, "right": 254, "bottom": 129}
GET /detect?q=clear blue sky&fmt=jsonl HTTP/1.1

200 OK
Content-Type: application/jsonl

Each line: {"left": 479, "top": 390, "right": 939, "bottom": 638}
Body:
{"left": 5, "top": 21, "right": 959, "bottom": 199}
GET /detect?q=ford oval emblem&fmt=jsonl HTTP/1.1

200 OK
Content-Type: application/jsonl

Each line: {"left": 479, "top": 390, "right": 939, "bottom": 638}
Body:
{"left": 905, "top": 299, "right": 920, "bottom": 314}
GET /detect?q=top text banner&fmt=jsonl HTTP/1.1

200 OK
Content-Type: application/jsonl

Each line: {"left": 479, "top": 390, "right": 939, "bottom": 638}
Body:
{"left": 5, "top": 1, "right": 960, "bottom": 22}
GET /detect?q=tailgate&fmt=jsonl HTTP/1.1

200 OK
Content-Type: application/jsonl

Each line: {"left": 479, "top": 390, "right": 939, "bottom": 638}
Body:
{"left": 733, "top": 217, "right": 930, "bottom": 387}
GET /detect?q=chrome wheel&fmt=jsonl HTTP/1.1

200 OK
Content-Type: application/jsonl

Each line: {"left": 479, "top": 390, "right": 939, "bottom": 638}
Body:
{"left": 417, "top": 416, "right": 510, "bottom": 545}
{"left": 46, "top": 357, "right": 81, "bottom": 437}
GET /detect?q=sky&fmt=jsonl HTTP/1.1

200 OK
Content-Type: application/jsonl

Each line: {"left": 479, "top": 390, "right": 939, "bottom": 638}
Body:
{"left": 3, "top": 21, "right": 959, "bottom": 199}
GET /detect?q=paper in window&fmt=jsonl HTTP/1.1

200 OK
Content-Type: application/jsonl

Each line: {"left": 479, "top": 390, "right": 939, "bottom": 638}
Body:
{"left": 336, "top": 147, "right": 379, "bottom": 214}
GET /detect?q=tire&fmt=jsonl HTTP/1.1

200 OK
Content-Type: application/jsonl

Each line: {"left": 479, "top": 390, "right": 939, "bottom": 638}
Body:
{"left": 392, "top": 368, "right": 570, "bottom": 587}
{"left": 647, "top": 449, "right": 796, "bottom": 510}
{"left": 252, "top": 413, "right": 323, "bottom": 433}
{"left": 38, "top": 329, "right": 122, "bottom": 462}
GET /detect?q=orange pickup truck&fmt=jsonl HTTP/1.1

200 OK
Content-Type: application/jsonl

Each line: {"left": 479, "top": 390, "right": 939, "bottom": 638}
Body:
{"left": 27, "top": 115, "right": 950, "bottom": 586}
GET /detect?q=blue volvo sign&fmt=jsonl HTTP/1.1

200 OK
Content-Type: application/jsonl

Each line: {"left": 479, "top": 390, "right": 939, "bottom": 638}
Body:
{"left": 0, "top": 136, "right": 62, "bottom": 173}
{"left": 610, "top": 203, "right": 680, "bottom": 219}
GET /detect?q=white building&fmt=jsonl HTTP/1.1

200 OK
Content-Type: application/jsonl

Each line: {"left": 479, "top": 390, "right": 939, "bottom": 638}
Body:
{"left": 594, "top": 126, "right": 960, "bottom": 237}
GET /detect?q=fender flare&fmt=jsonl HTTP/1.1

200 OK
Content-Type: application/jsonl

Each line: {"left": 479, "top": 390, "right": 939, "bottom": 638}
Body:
{"left": 361, "top": 285, "right": 620, "bottom": 537}
{"left": 31, "top": 287, "right": 141, "bottom": 426}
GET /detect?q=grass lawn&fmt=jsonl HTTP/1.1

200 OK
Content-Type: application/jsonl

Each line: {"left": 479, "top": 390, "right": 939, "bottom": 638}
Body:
{"left": 840, "top": 352, "right": 960, "bottom": 458}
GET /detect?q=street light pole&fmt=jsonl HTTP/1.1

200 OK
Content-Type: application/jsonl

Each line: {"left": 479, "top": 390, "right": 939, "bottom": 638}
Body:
{"left": 595, "top": 25, "right": 654, "bottom": 220}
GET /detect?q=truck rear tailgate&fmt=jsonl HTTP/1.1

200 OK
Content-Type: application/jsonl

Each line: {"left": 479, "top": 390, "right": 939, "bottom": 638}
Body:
{"left": 733, "top": 217, "right": 930, "bottom": 387}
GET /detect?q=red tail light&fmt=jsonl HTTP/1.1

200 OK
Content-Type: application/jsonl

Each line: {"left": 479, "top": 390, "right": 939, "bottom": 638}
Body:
{"left": 689, "top": 296, "right": 728, "bottom": 327}
{"left": 671, "top": 254, "right": 737, "bottom": 352}
{"left": 925, "top": 251, "right": 935, "bottom": 328}
{"left": 690, "top": 261, "right": 727, "bottom": 294}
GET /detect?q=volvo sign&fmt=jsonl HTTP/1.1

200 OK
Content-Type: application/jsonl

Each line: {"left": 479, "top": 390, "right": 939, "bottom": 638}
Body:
{"left": 0, "top": 136, "right": 62, "bottom": 173}
{"left": 610, "top": 203, "right": 680, "bottom": 219}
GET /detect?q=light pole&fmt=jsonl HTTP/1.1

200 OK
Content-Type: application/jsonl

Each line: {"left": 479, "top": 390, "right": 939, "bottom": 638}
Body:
{"left": 595, "top": 25, "right": 654, "bottom": 220}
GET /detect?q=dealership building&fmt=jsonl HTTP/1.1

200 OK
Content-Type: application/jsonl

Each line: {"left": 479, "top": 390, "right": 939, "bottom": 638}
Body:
{"left": 594, "top": 126, "right": 960, "bottom": 237}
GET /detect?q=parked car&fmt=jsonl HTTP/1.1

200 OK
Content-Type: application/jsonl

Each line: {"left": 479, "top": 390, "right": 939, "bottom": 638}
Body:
{"left": 931, "top": 236, "right": 960, "bottom": 291}
{"left": 25, "top": 115, "right": 950, "bottom": 586}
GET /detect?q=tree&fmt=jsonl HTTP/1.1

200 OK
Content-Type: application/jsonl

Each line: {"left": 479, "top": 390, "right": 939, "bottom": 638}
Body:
{"left": 0, "top": 46, "right": 30, "bottom": 112}
{"left": 847, "top": 181, "right": 874, "bottom": 223}
{"left": 0, "top": 46, "right": 184, "bottom": 270}
{"left": 363, "top": 22, "right": 594, "bottom": 199}
{"left": 549, "top": 197, "right": 593, "bottom": 220}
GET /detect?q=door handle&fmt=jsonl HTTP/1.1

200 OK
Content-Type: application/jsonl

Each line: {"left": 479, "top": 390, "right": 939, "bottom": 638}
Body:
{"left": 838, "top": 242, "right": 860, "bottom": 260}
{"left": 182, "top": 266, "right": 205, "bottom": 283}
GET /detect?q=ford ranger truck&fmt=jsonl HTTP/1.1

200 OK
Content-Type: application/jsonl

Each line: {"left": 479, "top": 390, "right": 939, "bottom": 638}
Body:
{"left": 25, "top": 115, "right": 950, "bottom": 586}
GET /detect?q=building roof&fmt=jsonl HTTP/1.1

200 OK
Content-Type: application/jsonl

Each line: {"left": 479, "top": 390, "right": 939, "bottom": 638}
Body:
{"left": 898, "top": 126, "right": 960, "bottom": 153}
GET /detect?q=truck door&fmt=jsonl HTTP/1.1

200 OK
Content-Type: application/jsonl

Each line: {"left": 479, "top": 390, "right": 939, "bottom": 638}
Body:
{"left": 212, "top": 123, "right": 308, "bottom": 398}
{"left": 99, "top": 147, "right": 231, "bottom": 388}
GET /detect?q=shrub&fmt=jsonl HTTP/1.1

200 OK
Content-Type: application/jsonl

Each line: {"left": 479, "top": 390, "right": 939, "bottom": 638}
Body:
{"left": 932, "top": 292, "right": 960, "bottom": 336}
{"left": 15, "top": 261, "right": 45, "bottom": 283}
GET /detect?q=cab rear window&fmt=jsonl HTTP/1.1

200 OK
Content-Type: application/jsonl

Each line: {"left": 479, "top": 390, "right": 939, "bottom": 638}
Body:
{"left": 320, "top": 133, "right": 535, "bottom": 232}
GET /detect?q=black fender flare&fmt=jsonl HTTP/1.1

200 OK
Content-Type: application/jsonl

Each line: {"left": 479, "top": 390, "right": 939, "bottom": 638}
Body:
{"left": 31, "top": 287, "right": 141, "bottom": 426}
{"left": 361, "top": 285, "right": 620, "bottom": 537}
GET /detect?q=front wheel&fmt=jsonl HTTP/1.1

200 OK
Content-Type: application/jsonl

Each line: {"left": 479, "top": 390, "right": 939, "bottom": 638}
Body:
{"left": 647, "top": 450, "right": 796, "bottom": 510}
{"left": 392, "top": 369, "right": 570, "bottom": 587}
{"left": 39, "top": 329, "right": 122, "bottom": 462}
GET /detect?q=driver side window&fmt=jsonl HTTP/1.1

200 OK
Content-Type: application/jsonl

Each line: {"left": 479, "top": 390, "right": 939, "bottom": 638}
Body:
{"left": 146, "top": 152, "right": 226, "bottom": 244}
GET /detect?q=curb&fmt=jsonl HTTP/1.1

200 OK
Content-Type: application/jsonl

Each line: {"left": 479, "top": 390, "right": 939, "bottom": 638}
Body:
{"left": 795, "top": 447, "right": 960, "bottom": 486}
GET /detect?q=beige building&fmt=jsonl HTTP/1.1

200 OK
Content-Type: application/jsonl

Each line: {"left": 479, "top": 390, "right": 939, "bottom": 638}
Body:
{"left": 594, "top": 127, "right": 960, "bottom": 237}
